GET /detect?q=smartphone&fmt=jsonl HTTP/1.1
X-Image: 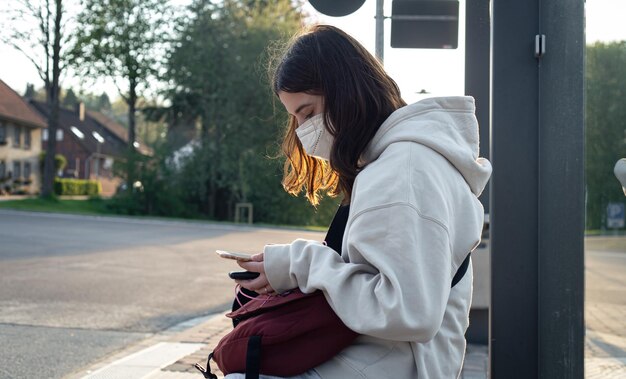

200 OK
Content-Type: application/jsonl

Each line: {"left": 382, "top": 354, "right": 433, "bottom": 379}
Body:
{"left": 216, "top": 250, "right": 253, "bottom": 262}
{"left": 228, "top": 271, "right": 261, "bottom": 280}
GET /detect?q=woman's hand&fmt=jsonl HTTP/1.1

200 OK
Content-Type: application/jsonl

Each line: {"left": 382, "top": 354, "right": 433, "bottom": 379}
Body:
{"left": 235, "top": 253, "right": 276, "bottom": 295}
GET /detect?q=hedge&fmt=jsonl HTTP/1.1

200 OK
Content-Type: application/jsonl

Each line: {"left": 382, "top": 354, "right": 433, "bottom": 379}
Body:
{"left": 54, "top": 178, "right": 101, "bottom": 196}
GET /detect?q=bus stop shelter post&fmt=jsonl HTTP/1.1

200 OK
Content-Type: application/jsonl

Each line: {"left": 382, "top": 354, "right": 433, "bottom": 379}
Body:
{"left": 490, "top": 0, "right": 585, "bottom": 377}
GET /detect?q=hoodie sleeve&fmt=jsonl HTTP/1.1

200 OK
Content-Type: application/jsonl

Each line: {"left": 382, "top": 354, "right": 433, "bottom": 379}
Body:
{"left": 263, "top": 203, "right": 452, "bottom": 342}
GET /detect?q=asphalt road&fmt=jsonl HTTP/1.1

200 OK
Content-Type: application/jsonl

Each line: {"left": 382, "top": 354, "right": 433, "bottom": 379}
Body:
{"left": 1, "top": 210, "right": 624, "bottom": 378}
{"left": 0, "top": 210, "right": 324, "bottom": 379}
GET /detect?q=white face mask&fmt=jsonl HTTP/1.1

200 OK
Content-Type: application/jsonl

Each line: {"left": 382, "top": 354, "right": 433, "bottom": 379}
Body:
{"left": 295, "top": 113, "right": 334, "bottom": 161}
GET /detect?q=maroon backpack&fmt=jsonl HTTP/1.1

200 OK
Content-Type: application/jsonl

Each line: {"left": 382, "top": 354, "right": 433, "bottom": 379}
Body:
{"left": 195, "top": 205, "right": 355, "bottom": 379}
{"left": 212, "top": 289, "right": 358, "bottom": 377}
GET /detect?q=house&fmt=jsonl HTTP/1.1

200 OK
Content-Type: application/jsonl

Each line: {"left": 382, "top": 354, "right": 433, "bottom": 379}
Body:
{"left": 0, "top": 79, "right": 46, "bottom": 195}
{"left": 30, "top": 100, "right": 151, "bottom": 197}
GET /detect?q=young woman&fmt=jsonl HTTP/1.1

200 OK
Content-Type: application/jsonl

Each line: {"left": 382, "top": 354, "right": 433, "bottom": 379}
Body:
{"left": 233, "top": 25, "right": 491, "bottom": 379}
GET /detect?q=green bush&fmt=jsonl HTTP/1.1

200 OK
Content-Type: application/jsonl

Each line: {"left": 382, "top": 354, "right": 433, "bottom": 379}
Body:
{"left": 39, "top": 152, "right": 68, "bottom": 173}
{"left": 54, "top": 178, "right": 101, "bottom": 196}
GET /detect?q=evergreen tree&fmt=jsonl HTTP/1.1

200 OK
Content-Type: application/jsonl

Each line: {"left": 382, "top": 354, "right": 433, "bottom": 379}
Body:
{"left": 24, "top": 83, "right": 35, "bottom": 98}
{"left": 62, "top": 88, "right": 78, "bottom": 109}
{"left": 97, "top": 92, "right": 112, "bottom": 111}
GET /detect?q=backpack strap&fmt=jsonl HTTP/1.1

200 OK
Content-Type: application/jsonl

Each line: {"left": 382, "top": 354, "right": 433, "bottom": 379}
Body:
{"left": 451, "top": 253, "right": 471, "bottom": 288}
{"left": 245, "top": 335, "right": 262, "bottom": 379}
{"left": 327, "top": 204, "right": 470, "bottom": 288}
{"left": 324, "top": 204, "right": 350, "bottom": 254}
{"left": 193, "top": 352, "right": 218, "bottom": 379}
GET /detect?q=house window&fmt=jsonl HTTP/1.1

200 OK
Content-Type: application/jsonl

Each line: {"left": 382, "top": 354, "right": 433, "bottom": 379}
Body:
{"left": 71, "top": 126, "right": 85, "bottom": 139}
{"left": 24, "top": 161, "right": 31, "bottom": 180}
{"left": 0, "top": 123, "right": 6, "bottom": 144}
{"left": 24, "top": 128, "right": 31, "bottom": 149}
{"left": 42, "top": 129, "right": 63, "bottom": 142}
{"left": 13, "top": 125, "right": 21, "bottom": 147}
{"left": 0, "top": 161, "right": 5, "bottom": 178}
{"left": 13, "top": 161, "right": 21, "bottom": 179}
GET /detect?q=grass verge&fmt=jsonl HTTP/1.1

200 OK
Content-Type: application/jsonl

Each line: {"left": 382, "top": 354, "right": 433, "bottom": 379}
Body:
{"left": 0, "top": 197, "right": 327, "bottom": 232}
{"left": 0, "top": 197, "right": 113, "bottom": 215}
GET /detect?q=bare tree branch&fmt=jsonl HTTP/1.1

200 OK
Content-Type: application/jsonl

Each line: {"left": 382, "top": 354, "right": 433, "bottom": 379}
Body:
{"left": 112, "top": 79, "right": 130, "bottom": 104}
{"left": 4, "top": 41, "right": 46, "bottom": 78}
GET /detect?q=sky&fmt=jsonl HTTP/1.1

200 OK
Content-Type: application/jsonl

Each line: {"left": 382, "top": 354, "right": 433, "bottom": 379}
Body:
{"left": 0, "top": 0, "right": 624, "bottom": 104}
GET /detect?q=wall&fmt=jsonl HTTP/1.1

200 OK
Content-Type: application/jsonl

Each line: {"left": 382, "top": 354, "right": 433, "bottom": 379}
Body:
{"left": 0, "top": 120, "right": 43, "bottom": 194}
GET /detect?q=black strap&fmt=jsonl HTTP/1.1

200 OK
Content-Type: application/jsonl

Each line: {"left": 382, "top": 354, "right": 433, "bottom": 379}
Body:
{"left": 325, "top": 204, "right": 470, "bottom": 288}
{"left": 231, "top": 205, "right": 350, "bottom": 326}
{"left": 324, "top": 204, "right": 350, "bottom": 254}
{"left": 451, "top": 253, "right": 471, "bottom": 288}
{"left": 245, "top": 335, "right": 262, "bottom": 379}
{"left": 193, "top": 352, "right": 218, "bottom": 379}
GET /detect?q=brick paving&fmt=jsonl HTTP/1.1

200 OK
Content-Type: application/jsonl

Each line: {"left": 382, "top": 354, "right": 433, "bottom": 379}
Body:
{"left": 585, "top": 304, "right": 626, "bottom": 378}
{"left": 85, "top": 303, "right": 626, "bottom": 379}
{"left": 584, "top": 248, "right": 626, "bottom": 378}
{"left": 156, "top": 311, "right": 489, "bottom": 379}
{"left": 160, "top": 313, "right": 232, "bottom": 378}
{"left": 62, "top": 300, "right": 624, "bottom": 379}
{"left": 135, "top": 276, "right": 626, "bottom": 379}
{"left": 153, "top": 301, "right": 626, "bottom": 379}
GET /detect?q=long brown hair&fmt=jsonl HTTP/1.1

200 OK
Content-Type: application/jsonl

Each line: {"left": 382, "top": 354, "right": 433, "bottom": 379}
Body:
{"left": 271, "top": 25, "right": 406, "bottom": 205}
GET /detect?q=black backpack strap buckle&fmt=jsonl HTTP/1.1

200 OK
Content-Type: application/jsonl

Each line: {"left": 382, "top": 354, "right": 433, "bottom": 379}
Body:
{"left": 194, "top": 352, "right": 218, "bottom": 379}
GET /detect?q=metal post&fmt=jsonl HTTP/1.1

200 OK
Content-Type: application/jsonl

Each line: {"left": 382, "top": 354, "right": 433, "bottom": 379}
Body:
{"left": 537, "top": 1, "right": 585, "bottom": 377}
{"left": 375, "top": 0, "right": 384, "bottom": 62}
{"left": 465, "top": 0, "right": 490, "bottom": 214}
{"left": 490, "top": 0, "right": 585, "bottom": 377}
{"left": 464, "top": 0, "right": 490, "bottom": 345}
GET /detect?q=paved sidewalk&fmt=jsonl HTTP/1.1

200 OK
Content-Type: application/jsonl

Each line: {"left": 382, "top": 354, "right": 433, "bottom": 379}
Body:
{"left": 71, "top": 310, "right": 489, "bottom": 379}
{"left": 71, "top": 305, "right": 626, "bottom": 379}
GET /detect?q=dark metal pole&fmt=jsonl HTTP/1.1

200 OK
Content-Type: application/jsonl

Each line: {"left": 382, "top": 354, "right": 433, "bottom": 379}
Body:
{"left": 465, "top": 0, "right": 490, "bottom": 209}
{"left": 464, "top": 0, "right": 491, "bottom": 345}
{"left": 490, "top": 1, "right": 540, "bottom": 374}
{"left": 537, "top": 1, "right": 585, "bottom": 377}
{"left": 490, "top": 0, "right": 585, "bottom": 377}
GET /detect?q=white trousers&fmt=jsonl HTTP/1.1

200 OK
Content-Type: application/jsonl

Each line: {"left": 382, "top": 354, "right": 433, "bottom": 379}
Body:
{"left": 224, "top": 370, "right": 322, "bottom": 379}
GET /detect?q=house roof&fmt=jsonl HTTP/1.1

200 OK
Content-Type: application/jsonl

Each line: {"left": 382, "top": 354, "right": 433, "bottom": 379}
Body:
{"left": 0, "top": 79, "right": 46, "bottom": 128}
{"left": 30, "top": 100, "right": 129, "bottom": 159}
{"left": 87, "top": 110, "right": 128, "bottom": 141}
{"left": 86, "top": 110, "right": 152, "bottom": 156}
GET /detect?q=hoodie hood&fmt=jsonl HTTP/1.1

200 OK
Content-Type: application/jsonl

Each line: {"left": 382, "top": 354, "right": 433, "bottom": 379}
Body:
{"left": 363, "top": 96, "right": 492, "bottom": 196}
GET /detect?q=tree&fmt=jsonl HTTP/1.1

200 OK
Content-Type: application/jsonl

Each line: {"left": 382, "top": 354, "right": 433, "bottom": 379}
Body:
{"left": 97, "top": 92, "right": 112, "bottom": 111}
{"left": 585, "top": 41, "right": 626, "bottom": 230}
{"left": 0, "top": 0, "right": 69, "bottom": 197}
{"left": 164, "top": 0, "right": 305, "bottom": 219}
{"left": 24, "top": 83, "right": 36, "bottom": 98}
{"left": 62, "top": 88, "right": 78, "bottom": 109}
{"left": 71, "top": 0, "right": 171, "bottom": 185}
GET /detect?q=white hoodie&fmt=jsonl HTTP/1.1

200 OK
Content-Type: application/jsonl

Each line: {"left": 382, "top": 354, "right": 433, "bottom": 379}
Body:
{"left": 264, "top": 96, "right": 492, "bottom": 379}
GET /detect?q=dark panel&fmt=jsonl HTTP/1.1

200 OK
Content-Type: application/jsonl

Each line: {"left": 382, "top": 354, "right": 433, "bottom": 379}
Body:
{"left": 391, "top": 0, "right": 459, "bottom": 49}
{"left": 467, "top": 309, "right": 489, "bottom": 345}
